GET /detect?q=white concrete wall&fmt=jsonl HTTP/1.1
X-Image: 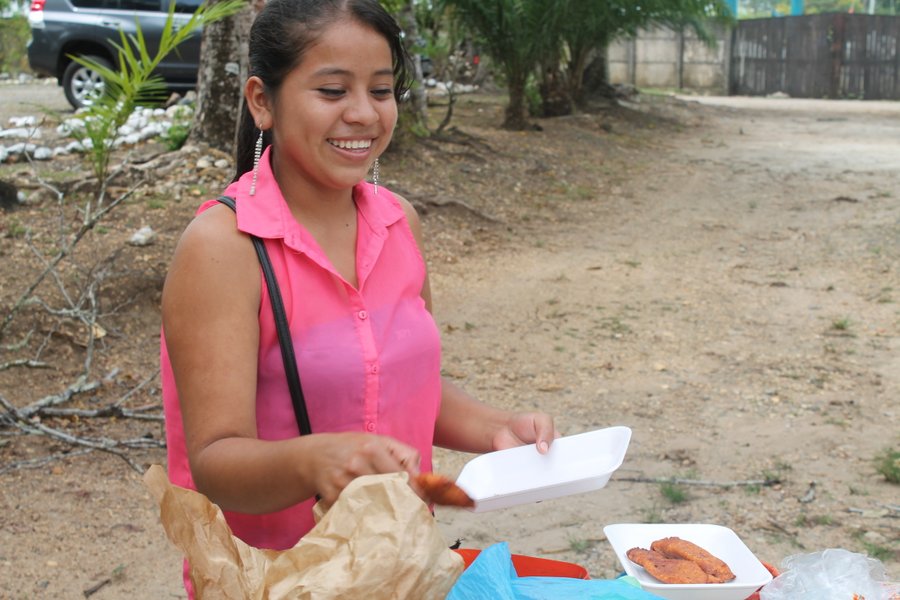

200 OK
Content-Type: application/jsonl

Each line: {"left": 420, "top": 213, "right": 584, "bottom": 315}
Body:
{"left": 607, "top": 23, "right": 732, "bottom": 93}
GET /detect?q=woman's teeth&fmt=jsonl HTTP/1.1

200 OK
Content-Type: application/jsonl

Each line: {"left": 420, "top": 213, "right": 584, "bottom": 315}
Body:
{"left": 329, "top": 139, "right": 372, "bottom": 150}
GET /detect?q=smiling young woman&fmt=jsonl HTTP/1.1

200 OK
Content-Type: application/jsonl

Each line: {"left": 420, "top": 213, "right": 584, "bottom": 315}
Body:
{"left": 159, "top": 1, "right": 557, "bottom": 597}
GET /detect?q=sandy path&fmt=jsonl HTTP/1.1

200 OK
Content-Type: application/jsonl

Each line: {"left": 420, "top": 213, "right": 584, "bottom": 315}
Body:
{"left": 431, "top": 96, "right": 899, "bottom": 578}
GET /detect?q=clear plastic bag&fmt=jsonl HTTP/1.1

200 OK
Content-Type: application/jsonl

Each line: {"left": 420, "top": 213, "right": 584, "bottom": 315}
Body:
{"left": 760, "top": 548, "right": 894, "bottom": 600}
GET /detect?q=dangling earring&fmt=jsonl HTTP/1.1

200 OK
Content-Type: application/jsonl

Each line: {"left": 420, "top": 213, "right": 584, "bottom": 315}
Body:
{"left": 372, "top": 157, "right": 380, "bottom": 195}
{"left": 250, "top": 124, "right": 264, "bottom": 196}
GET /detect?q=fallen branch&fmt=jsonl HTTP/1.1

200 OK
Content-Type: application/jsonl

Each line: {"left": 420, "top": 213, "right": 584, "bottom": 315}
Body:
{"left": 0, "top": 358, "right": 50, "bottom": 372}
{"left": 615, "top": 475, "right": 783, "bottom": 488}
{"left": 0, "top": 448, "right": 94, "bottom": 475}
{"left": 19, "top": 376, "right": 101, "bottom": 417}
{"left": 83, "top": 577, "right": 111, "bottom": 598}
{"left": 759, "top": 519, "right": 806, "bottom": 549}
{"left": 36, "top": 370, "right": 162, "bottom": 421}
{"left": 38, "top": 404, "right": 164, "bottom": 421}
{"left": 847, "top": 504, "right": 900, "bottom": 518}
{"left": 0, "top": 179, "right": 145, "bottom": 342}
{"left": 0, "top": 393, "right": 162, "bottom": 473}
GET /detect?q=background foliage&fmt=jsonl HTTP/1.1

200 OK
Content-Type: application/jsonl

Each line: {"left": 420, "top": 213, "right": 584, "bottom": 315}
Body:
{"left": 0, "top": 15, "right": 30, "bottom": 74}
{"left": 740, "top": 0, "right": 899, "bottom": 16}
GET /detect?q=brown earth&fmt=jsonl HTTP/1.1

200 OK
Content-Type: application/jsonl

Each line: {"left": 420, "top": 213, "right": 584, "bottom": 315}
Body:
{"left": 0, "top": 86, "right": 898, "bottom": 599}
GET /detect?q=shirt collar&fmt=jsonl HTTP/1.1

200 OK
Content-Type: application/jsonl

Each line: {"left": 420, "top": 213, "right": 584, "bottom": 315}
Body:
{"left": 223, "top": 146, "right": 406, "bottom": 253}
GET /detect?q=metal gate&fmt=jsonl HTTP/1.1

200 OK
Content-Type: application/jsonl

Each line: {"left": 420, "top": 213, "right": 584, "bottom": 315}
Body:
{"left": 730, "top": 14, "right": 900, "bottom": 100}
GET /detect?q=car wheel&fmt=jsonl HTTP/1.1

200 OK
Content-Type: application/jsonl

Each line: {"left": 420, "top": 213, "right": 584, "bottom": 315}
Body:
{"left": 62, "top": 55, "right": 111, "bottom": 110}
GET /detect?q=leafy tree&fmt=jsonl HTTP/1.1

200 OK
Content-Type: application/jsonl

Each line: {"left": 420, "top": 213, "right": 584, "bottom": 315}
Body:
{"left": 741, "top": 0, "right": 898, "bottom": 15}
{"left": 740, "top": 0, "right": 791, "bottom": 16}
{"left": 438, "top": 0, "right": 548, "bottom": 129}
{"left": 442, "top": 0, "right": 733, "bottom": 127}
{"left": 544, "top": 0, "right": 732, "bottom": 115}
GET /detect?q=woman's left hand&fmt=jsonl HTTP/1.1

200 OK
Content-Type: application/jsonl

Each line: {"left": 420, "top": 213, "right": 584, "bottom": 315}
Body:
{"left": 491, "top": 411, "right": 559, "bottom": 454}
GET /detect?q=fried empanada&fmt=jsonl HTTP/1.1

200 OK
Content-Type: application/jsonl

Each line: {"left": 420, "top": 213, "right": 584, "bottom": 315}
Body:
{"left": 651, "top": 536, "right": 735, "bottom": 583}
{"left": 413, "top": 472, "right": 475, "bottom": 508}
{"left": 626, "top": 547, "right": 713, "bottom": 584}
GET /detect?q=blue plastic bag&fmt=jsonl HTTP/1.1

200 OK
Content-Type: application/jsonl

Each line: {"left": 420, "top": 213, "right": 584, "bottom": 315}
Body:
{"left": 447, "top": 543, "right": 664, "bottom": 600}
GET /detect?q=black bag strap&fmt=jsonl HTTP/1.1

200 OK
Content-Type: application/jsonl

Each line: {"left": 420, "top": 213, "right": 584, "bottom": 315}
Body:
{"left": 217, "top": 195, "right": 312, "bottom": 436}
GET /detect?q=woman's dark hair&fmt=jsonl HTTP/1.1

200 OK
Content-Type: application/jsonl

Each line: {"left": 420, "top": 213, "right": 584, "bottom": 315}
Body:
{"left": 233, "top": 0, "right": 412, "bottom": 181}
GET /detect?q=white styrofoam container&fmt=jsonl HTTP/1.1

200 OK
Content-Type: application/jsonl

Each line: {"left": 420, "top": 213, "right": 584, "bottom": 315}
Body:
{"left": 454, "top": 426, "right": 631, "bottom": 513}
{"left": 604, "top": 523, "right": 774, "bottom": 600}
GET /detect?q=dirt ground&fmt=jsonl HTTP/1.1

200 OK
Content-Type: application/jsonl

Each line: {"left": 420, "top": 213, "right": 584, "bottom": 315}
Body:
{"left": 0, "top": 85, "right": 898, "bottom": 599}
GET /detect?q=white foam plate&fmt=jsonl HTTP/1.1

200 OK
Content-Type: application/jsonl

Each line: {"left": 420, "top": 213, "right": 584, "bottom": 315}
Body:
{"left": 604, "top": 523, "right": 773, "bottom": 600}
{"left": 454, "top": 426, "right": 631, "bottom": 513}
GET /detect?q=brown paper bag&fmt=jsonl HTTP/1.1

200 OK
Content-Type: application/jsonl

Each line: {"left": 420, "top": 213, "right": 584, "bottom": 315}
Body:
{"left": 144, "top": 466, "right": 464, "bottom": 600}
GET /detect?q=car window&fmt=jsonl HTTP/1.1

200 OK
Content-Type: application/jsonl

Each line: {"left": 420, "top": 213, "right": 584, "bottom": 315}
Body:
{"left": 168, "top": 0, "right": 202, "bottom": 13}
{"left": 70, "top": 0, "right": 122, "bottom": 8}
{"left": 120, "top": 0, "right": 162, "bottom": 10}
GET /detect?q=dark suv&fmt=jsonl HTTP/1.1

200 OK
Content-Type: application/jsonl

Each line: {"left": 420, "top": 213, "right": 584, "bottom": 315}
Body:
{"left": 27, "top": 0, "right": 203, "bottom": 109}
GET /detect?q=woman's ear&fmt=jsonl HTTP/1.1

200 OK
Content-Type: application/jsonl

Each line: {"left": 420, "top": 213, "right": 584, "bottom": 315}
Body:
{"left": 245, "top": 76, "right": 272, "bottom": 129}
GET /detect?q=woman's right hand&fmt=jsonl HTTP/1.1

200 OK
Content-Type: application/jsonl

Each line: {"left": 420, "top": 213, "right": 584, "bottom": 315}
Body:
{"left": 310, "top": 433, "right": 421, "bottom": 506}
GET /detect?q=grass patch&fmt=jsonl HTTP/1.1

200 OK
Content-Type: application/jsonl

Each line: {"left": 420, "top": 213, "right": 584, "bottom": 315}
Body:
{"left": 660, "top": 481, "right": 689, "bottom": 504}
{"left": 568, "top": 536, "right": 592, "bottom": 554}
{"left": 795, "top": 514, "right": 834, "bottom": 527}
{"left": 874, "top": 447, "right": 900, "bottom": 484}
{"left": 599, "top": 316, "right": 631, "bottom": 336}
{"left": 642, "top": 505, "right": 664, "bottom": 523}
{"left": 831, "top": 317, "right": 852, "bottom": 332}
{"left": 5, "top": 219, "right": 28, "bottom": 239}
{"left": 853, "top": 531, "right": 893, "bottom": 562}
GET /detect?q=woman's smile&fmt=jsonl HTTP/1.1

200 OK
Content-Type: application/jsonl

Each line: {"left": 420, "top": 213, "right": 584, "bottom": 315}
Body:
{"left": 327, "top": 138, "right": 375, "bottom": 152}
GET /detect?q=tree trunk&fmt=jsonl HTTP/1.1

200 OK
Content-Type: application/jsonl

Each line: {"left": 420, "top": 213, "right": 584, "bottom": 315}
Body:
{"left": 580, "top": 46, "right": 616, "bottom": 107}
{"left": 539, "top": 64, "right": 573, "bottom": 117}
{"left": 398, "top": 0, "right": 428, "bottom": 134}
{"left": 190, "top": 1, "right": 258, "bottom": 152}
{"left": 503, "top": 73, "right": 530, "bottom": 130}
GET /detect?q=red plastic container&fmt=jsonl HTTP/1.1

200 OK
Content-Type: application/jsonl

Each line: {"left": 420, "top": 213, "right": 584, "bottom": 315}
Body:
{"left": 745, "top": 562, "right": 780, "bottom": 600}
{"left": 454, "top": 548, "right": 590, "bottom": 580}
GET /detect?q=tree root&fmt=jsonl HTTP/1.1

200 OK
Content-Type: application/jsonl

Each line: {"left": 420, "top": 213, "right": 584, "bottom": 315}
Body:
{"left": 409, "top": 195, "right": 503, "bottom": 224}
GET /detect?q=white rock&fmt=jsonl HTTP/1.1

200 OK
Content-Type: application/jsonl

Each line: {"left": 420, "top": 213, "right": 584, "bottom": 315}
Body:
{"left": 128, "top": 226, "right": 155, "bottom": 246}
{"left": 33, "top": 147, "right": 52, "bottom": 160}
{"left": 214, "top": 159, "right": 229, "bottom": 169}
{"left": 52, "top": 146, "right": 69, "bottom": 156}
{"left": 17, "top": 191, "right": 26, "bottom": 203}
{"left": 197, "top": 157, "right": 212, "bottom": 169}
{"left": 65, "top": 140, "right": 85, "bottom": 153}
{"left": 122, "top": 132, "right": 141, "bottom": 145}
{"left": 7, "top": 142, "right": 36, "bottom": 154}
{"left": 0, "top": 127, "right": 39, "bottom": 139}
{"left": 153, "top": 108, "right": 166, "bottom": 117}
{"left": 0, "top": 147, "right": 7, "bottom": 162}
{"left": 141, "top": 123, "right": 165, "bottom": 137}
{"left": 59, "top": 118, "right": 85, "bottom": 135}
{"left": 118, "top": 124, "right": 135, "bottom": 136}
{"left": 8, "top": 116, "right": 37, "bottom": 127}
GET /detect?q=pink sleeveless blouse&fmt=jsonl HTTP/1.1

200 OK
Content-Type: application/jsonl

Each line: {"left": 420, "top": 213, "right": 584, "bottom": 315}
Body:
{"left": 161, "top": 147, "right": 442, "bottom": 557}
